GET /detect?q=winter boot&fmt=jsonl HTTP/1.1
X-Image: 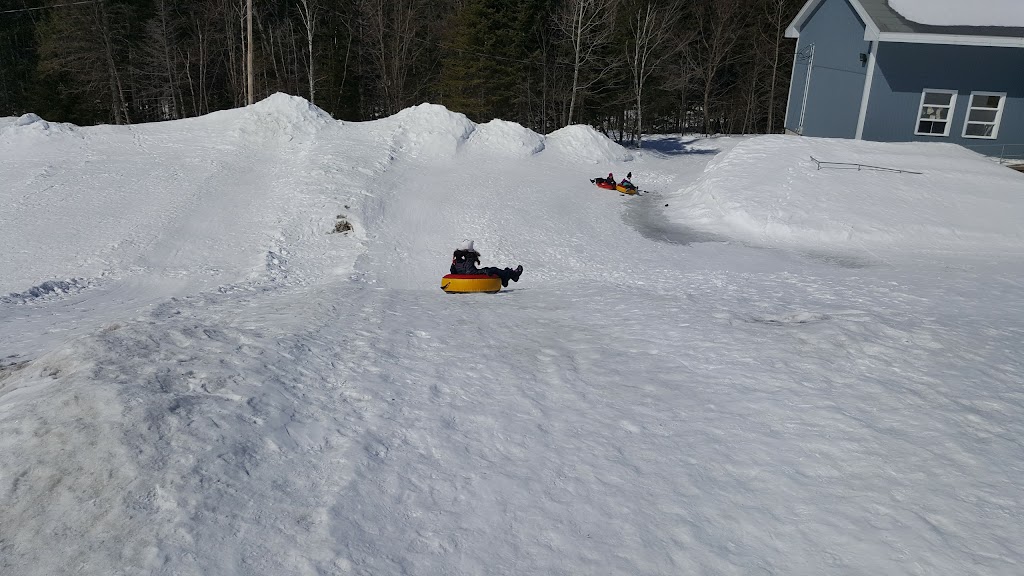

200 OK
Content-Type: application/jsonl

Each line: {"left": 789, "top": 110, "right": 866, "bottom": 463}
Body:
{"left": 512, "top": 265, "right": 523, "bottom": 282}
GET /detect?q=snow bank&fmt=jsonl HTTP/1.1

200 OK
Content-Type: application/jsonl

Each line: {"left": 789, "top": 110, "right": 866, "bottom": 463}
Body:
{"left": 668, "top": 135, "right": 1024, "bottom": 254}
{"left": 464, "top": 119, "right": 545, "bottom": 157}
{"left": 544, "top": 125, "right": 634, "bottom": 164}
{"left": 236, "top": 92, "right": 335, "bottom": 141}
{"left": 889, "top": 0, "right": 1024, "bottom": 28}
{"left": 383, "top": 103, "right": 476, "bottom": 161}
{"left": 0, "top": 113, "right": 80, "bottom": 141}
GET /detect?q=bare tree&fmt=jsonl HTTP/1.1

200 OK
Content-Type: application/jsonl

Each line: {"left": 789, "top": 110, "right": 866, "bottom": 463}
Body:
{"left": 662, "top": 12, "right": 698, "bottom": 134}
{"left": 137, "top": 0, "right": 184, "bottom": 120}
{"left": 217, "top": 0, "right": 246, "bottom": 107}
{"left": 359, "top": 0, "right": 433, "bottom": 116}
{"left": 247, "top": 0, "right": 254, "bottom": 104}
{"left": 552, "top": 0, "right": 618, "bottom": 126}
{"left": 763, "top": 0, "right": 799, "bottom": 133}
{"left": 297, "top": 0, "right": 320, "bottom": 104}
{"left": 37, "top": 0, "right": 132, "bottom": 124}
{"left": 738, "top": 43, "right": 761, "bottom": 133}
{"left": 623, "top": 0, "right": 680, "bottom": 147}
{"left": 689, "top": 0, "right": 749, "bottom": 135}
{"left": 180, "top": 5, "right": 221, "bottom": 117}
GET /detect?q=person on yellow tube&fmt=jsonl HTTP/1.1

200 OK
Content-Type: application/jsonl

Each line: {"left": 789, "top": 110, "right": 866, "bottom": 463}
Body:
{"left": 450, "top": 239, "right": 523, "bottom": 288}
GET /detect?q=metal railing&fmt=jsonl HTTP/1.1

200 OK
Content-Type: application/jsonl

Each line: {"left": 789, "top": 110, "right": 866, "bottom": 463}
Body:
{"left": 809, "top": 156, "right": 922, "bottom": 174}
{"left": 961, "top": 143, "right": 1024, "bottom": 166}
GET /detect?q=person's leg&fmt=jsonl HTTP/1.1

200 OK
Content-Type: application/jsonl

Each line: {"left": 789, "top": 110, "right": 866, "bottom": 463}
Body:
{"left": 480, "top": 266, "right": 513, "bottom": 286}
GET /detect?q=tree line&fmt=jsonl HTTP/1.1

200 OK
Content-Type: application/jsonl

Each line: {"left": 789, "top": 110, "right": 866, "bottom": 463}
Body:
{"left": 0, "top": 0, "right": 804, "bottom": 144}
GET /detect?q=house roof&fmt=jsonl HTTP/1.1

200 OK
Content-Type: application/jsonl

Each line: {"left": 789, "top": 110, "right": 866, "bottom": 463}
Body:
{"left": 786, "top": 0, "right": 1024, "bottom": 48}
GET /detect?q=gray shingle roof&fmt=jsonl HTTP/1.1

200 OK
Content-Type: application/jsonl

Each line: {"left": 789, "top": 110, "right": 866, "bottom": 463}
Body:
{"left": 860, "top": 0, "right": 1024, "bottom": 38}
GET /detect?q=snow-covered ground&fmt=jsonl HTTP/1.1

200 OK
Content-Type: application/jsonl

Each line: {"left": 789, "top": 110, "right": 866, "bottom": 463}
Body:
{"left": 2, "top": 94, "right": 1023, "bottom": 576}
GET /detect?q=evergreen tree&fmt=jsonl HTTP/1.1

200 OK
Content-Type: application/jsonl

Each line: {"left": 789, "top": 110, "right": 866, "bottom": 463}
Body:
{"left": 0, "top": 0, "right": 43, "bottom": 116}
{"left": 438, "top": 0, "right": 527, "bottom": 123}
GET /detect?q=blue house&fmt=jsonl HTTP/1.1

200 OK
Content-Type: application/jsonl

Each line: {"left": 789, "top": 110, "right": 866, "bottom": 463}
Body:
{"left": 784, "top": 0, "right": 1024, "bottom": 159}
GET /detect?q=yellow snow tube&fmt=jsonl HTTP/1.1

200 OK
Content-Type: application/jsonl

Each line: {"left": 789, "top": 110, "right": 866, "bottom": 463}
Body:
{"left": 616, "top": 184, "right": 638, "bottom": 195}
{"left": 441, "top": 274, "right": 502, "bottom": 294}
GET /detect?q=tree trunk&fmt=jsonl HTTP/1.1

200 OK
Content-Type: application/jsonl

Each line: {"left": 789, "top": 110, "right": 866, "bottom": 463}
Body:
{"left": 246, "top": 0, "right": 253, "bottom": 105}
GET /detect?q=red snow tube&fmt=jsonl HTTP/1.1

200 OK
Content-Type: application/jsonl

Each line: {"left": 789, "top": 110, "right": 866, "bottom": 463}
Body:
{"left": 593, "top": 178, "right": 616, "bottom": 190}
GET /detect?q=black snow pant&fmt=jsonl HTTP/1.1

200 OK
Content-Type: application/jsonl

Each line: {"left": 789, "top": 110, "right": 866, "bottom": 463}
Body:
{"left": 480, "top": 267, "right": 516, "bottom": 284}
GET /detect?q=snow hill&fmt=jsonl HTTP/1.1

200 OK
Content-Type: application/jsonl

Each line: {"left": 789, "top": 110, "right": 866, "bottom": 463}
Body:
{"left": 667, "top": 135, "right": 1024, "bottom": 256}
{"left": 2, "top": 93, "right": 1023, "bottom": 576}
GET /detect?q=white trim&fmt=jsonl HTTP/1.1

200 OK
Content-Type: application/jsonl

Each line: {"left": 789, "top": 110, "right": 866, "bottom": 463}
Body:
{"left": 854, "top": 40, "right": 878, "bottom": 139}
{"left": 962, "top": 91, "right": 1007, "bottom": 140}
{"left": 846, "top": 0, "right": 881, "bottom": 40}
{"left": 877, "top": 32, "right": 1024, "bottom": 48}
{"left": 786, "top": 0, "right": 824, "bottom": 38}
{"left": 914, "top": 89, "right": 957, "bottom": 137}
{"left": 789, "top": 0, "right": 881, "bottom": 39}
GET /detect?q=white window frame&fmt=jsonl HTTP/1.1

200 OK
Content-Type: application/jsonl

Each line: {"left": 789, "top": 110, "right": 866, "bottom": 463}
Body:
{"left": 962, "top": 91, "right": 1006, "bottom": 140}
{"left": 914, "top": 89, "right": 957, "bottom": 137}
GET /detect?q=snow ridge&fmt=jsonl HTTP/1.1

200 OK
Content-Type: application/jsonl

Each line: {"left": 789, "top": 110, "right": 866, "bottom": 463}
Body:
{"left": 382, "top": 103, "right": 477, "bottom": 161}
{"left": 544, "top": 124, "right": 634, "bottom": 164}
{"left": 465, "top": 119, "right": 546, "bottom": 157}
{"left": 0, "top": 113, "right": 81, "bottom": 141}
{"left": 235, "top": 92, "right": 336, "bottom": 141}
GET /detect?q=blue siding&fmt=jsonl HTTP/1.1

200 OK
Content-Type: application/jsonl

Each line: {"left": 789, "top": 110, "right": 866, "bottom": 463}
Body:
{"left": 862, "top": 43, "right": 1024, "bottom": 155}
{"left": 785, "top": 0, "right": 873, "bottom": 137}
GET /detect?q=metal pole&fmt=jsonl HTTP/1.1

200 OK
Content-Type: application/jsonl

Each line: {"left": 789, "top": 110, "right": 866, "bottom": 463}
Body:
{"left": 797, "top": 44, "right": 814, "bottom": 135}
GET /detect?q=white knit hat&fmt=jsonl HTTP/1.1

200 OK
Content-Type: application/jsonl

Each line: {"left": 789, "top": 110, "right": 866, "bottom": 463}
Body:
{"left": 458, "top": 239, "right": 476, "bottom": 252}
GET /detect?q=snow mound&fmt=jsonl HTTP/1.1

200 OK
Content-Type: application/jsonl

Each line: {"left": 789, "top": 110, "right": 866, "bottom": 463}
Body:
{"left": 668, "top": 135, "right": 1024, "bottom": 254}
{"left": 237, "top": 92, "right": 335, "bottom": 141}
{"left": 464, "top": 119, "right": 545, "bottom": 158}
{"left": 0, "top": 113, "right": 80, "bottom": 140}
{"left": 384, "top": 103, "right": 476, "bottom": 161}
{"left": 543, "top": 125, "right": 633, "bottom": 164}
{"left": 888, "top": 0, "right": 1024, "bottom": 28}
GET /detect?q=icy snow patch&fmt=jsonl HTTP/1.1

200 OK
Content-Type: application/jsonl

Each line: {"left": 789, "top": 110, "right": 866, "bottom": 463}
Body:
{"left": 888, "top": 0, "right": 1024, "bottom": 28}
{"left": 383, "top": 103, "right": 476, "bottom": 161}
{"left": 544, "top": 125, "right": 634, "bottom": 164}
{"left": 2, "top": 279, "right": 95, "bottom": 305}
{"left": 465, "top": 119, "right": 544, "bottom": 157}
{"left": 666, "top": 135, "right": 1024, "bottom": 255}
{"left": 236, "top": 92, "right": 336, "bottom": 141}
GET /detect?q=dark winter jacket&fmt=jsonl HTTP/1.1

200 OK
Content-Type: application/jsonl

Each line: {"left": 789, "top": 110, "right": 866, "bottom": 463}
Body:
{"left": 450, "top": 249, "right": 485, "bottom": 274}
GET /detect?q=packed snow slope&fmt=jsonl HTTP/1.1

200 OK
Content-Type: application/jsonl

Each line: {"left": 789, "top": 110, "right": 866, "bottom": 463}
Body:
{"left": 665, "top": 135, "right": 1024, "bottom": 257}
{"left": 2, "top": 94, "right": 1023, "bottom": 576}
